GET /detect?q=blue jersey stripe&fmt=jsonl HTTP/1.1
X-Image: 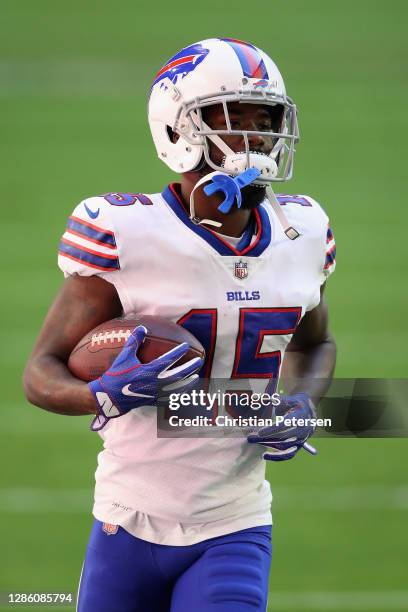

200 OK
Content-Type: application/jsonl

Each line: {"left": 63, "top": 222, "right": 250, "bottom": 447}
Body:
{"left": 59, "top": 241, "right": 120, "bottom": 271}
{"left": 325, "top": 247, "right": 336, "bottom": 266}
{"left": 67, "top": 217, "right": 116, "bottom": 247}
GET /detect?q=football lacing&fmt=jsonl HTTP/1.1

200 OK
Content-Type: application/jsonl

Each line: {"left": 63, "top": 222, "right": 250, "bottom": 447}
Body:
{"left": 91, "top": 329, "right": 132, "bottom": 346}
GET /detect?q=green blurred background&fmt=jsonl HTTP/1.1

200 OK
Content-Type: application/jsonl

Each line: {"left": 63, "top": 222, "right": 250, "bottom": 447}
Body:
{"left": 1, "top": 0, "right": 407, "bottom": 610}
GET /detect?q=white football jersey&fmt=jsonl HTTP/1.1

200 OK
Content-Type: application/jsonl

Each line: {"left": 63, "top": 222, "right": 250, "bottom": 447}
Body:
{"left": 58, "top": 185, "right": 336, "bottom": 545}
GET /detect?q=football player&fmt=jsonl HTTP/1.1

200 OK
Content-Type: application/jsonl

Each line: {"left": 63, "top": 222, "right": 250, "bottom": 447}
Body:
{"left": 24, "top": 38, "right": 336, "bottom": 612}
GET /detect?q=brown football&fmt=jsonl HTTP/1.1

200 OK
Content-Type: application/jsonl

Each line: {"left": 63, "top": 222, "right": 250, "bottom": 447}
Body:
{"left": 68, "top": 315, "right": 205, "bottom": 382}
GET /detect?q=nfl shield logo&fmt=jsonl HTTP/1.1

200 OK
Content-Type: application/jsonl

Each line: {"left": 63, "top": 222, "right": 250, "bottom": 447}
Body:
{"left": 102, "top": 522, "right": 118, "bottom": 536}
{"left": 234, "top": 260, "right": 248, "bottom": 279}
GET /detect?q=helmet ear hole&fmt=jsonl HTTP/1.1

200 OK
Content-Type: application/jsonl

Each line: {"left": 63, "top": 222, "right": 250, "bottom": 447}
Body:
{"left": 166, "top": 125, "right": 179, "bottom": 143}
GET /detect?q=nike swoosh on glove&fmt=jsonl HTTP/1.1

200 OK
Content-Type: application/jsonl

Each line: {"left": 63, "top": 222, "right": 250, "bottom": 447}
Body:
{"left": 88, "top": 325, "right": 203, "bottom": 431}
{"left": 247, "top": 392, "right": 318, "bottom": 461}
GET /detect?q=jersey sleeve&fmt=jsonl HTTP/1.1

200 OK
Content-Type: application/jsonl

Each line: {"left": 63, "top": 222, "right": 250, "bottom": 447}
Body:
{"left": 323, "top": 224, "right": 336, "bottom": 279}
{"left": 276, "top": 193, "right": 336, "bottom": 285}
{"left": 292, "top": 194, "right": 336, "bottom": 283}
{"left": 58, "top": 197, "right": 120, "bottom": 277}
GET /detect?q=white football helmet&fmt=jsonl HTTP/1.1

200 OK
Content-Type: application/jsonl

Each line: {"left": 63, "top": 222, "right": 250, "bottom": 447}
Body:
{"left": 148, "top": 38, "right": 299, "bottom": 183}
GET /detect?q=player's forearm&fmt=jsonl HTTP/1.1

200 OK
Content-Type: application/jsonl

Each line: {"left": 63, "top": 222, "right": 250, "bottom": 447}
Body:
{"left": 23, "top": 354, "right": 97, "bottom": 416}
{"left": 281, "top": 335, "right": 336, "bottom": 406}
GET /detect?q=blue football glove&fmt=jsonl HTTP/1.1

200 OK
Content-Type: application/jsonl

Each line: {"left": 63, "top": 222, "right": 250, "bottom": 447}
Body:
{"left": 88, "top": 325, "right": 204, "bottom": 431}
{"left": 247, "top": 392, "right": 318, "bottom": 461}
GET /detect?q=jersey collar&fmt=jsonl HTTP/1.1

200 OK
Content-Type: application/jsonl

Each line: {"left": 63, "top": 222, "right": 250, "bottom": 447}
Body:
{"left": 162, "top": 183, "right": 271, "bottom": 257}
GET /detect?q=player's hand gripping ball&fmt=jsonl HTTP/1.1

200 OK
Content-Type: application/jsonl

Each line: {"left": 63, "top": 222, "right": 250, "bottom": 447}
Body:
{"left": 88, "top": 325, "right": 204, "bottom": 431}
{"left": 247, "top": 393, "right": 317, "bottom": 461}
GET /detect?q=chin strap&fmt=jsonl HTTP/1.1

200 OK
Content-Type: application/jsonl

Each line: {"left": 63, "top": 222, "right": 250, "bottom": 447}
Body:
{"left": 265, "top": 186, "right": 300, "bottom": 240}
{"left": 189, "top": 172, "right": 224, "bottom": 227}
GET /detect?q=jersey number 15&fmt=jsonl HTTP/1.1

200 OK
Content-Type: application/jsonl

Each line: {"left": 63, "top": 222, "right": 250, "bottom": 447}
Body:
{"left": 178, "top": 307, "right": 301, "bottom": 386}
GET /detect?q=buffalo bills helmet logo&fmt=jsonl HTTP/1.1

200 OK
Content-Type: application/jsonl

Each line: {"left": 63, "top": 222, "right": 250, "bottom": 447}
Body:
{"left": 152, "top": 43, "right": 209, "bottom": 91}
{"left": 253, "top": 79, "right": 269, "bottom": 88}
